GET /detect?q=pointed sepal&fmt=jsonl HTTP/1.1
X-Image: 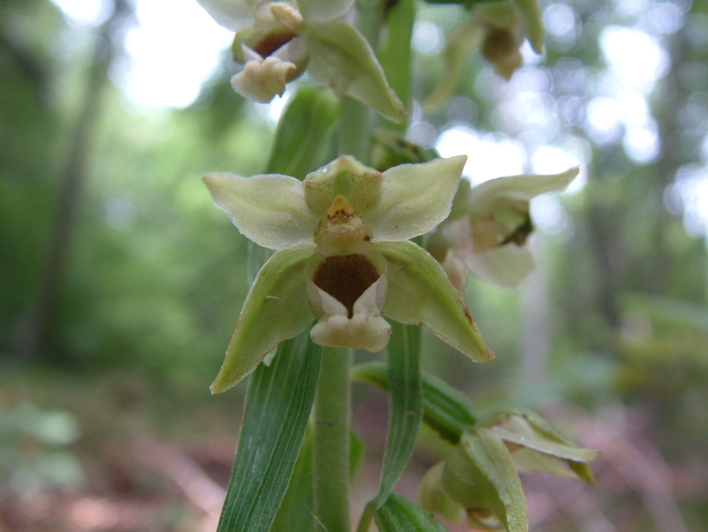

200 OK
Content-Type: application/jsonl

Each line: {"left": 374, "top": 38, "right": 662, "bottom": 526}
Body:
{"left": 376, "top": 241, "right": 494, "bottom": 364}
{"left": 211, "top": 246, "right": 314, "bottom": 393}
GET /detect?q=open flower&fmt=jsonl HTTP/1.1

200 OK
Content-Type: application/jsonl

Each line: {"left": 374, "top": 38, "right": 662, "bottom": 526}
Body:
{"left": 427, "top": 167, "right": 579, "bottom": 290}
{"left": 198, "top": 0, "right": 406, "bottom": 122}
{"left": 204, "top": 155, "right": 494, "bottom": 392}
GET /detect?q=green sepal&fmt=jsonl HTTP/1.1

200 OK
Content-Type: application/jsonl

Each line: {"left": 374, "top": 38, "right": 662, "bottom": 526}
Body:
{"left": 217, "top": 332, "right": 321, "bottom": 532}
{"left": 211, "top": 245, "right": 314, "bottom": 393}
{"left": 265, "top": 86, "right": 340, "bottom": 179}
{"left": 351, "top": 362, "right": 477, "bottom": 444}
{"left": 307, "top": 19, "right": 407, "bottom": 123}
{"left": 422, "top": 22, "right": 485, "bottom": 111}
{"left": 377, "top": 323, "right": 423, "bottom": 507}
{"left": 376, "top": 241, "right": 494, "bottom": 364}
{"left": 442, "top": 430, "right": 528, "bottom": 532}
{"left": 373, "top": 493, "right": 448, "bottom": 531}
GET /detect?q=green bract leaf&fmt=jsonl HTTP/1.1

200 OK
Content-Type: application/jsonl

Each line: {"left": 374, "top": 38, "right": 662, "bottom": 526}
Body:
{"left": 307, "top": 19, "right": 407, "bottom": 123}
{"left": 377, "top": 323, "right": 423, "bottom": 507}
{"left": 367, "top": 157, "right": 467, "bottom": 242}
{"left": 376, "top": 241, "right": 494, "bottom": 364}
{"left": 442, "top": 430, "right": 528, "bottom": 532}
{"left": 203, "top": 172, "right": 320, "bottom": 250}
{"left": 211, "top": 246, "right": 314, "bottom": 393}
{"left": 513, "top": 0, "right": 544, "bottom": 53}
{"left": 217, "top": 332, "right": 321, "bottom": 532}
{"left": 374, "top": 493, "right": 448, "bottom": 532}
{"left": 351, "top": 362, "right": 477, "bottom": 444}
{"left": 423, "top": 22, "right": 485, "bottom": 111}
{"left": 265, "top": 87, "right": 340, "bottom": 180}
{"left": 465, "top": 245, "right": 535, "bottom": 289}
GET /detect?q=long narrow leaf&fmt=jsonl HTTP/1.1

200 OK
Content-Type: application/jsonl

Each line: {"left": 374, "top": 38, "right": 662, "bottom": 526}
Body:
{"left": 377, "top": 322, "right": 423, "bottom": 507}
{"left": 217, "top": 332, "right": 321, "bottom": 532}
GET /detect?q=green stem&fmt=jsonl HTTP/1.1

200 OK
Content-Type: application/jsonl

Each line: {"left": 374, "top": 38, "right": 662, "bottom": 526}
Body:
{"left": 313, "top": 346, "right": 352, "bottom": 532}
{"left": 356, "top": 501, "right": 376, "bottom": 532}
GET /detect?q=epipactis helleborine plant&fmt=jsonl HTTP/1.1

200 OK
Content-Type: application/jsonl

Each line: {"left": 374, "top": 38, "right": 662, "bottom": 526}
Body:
{"left": 427, "top": 167, "right": 579, "bottom": 290}
{"left": 197, "top": 0, "right": 406, "bottom": 122}
{"left": 204, "top": 155, "right": 494, "bottom": 393}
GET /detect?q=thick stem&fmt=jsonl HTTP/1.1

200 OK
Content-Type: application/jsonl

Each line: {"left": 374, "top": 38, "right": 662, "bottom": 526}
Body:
{"left": 313, "top": 346, "right": 352, "bottom": 532}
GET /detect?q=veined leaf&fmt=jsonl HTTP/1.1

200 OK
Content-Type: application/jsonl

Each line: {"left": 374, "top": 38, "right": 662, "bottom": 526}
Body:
{"left": 217, "top": 332, "right": 321, "bottom": 532}
{"left": 377, "top": 323, "right": 423, "bottom": 507}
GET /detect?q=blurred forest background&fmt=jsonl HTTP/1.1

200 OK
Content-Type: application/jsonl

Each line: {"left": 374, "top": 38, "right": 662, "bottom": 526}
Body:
{"left": 1, "top": 0, "right": 707, "bottom": 530}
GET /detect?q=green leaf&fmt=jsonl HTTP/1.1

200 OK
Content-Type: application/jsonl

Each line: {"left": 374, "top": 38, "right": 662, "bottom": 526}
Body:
{"left": 377, "top": 241, "right": 494, "bottom": 364}
{"left": 272, "top": 427, "right": 315, "bottom": 532}
{"left": 377, "top": 323, "right": 423, "bottom": 507}
{"left": 442, "top": 430, "right": 527, "bottom": 532}
{"left": 211, "top": 246, "right": 314, "bottom": 393}
{"left": 307, "top": 19, "right": 407, "bottom": 123}
{"left": 374, "top": 493, "right": 448, "bottom": 531}
{"left": 217, "top": 332, "right": 322, "bottom": 532}
{"left": 265, "top": 87, "right": 340, "bottom": 180}
{"left": 351, "top": 362, "right": 477, "bottom": 444}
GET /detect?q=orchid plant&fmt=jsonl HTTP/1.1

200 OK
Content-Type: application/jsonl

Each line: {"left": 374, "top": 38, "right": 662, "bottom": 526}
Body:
{"left": 197, "top": 0, "right": 598, "bottom": 531}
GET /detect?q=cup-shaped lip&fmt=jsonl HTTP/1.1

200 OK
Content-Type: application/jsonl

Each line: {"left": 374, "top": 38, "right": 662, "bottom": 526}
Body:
{"left": 305, "top": 250, "right": 387, "bottom": 319}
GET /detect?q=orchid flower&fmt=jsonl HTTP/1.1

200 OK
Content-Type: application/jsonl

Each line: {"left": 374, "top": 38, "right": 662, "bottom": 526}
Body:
{"left": 197, "top": 0, "right": 406, "bottom": 122}
{"left": 203, "top": 155, "right": 494, "bottom": 393}
{"left": 427, "top": 167, "right": 579, "bottom": 290}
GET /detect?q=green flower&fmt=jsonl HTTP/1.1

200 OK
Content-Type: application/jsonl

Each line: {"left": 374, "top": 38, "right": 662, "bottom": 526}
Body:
{"left": 427, "top": 167, "right": 579, "bottom": 289}
{"left": 198, "top": 0, "right": 406, "bottom": 122}
{"left": 204, "top": 155, "right": 494, "bottom": 392}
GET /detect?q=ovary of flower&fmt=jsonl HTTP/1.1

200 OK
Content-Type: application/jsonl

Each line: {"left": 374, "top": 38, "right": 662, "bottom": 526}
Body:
{"left": 428, "top": 167, "right": 579, "bottom": 290}
{"left": 203, "top": 155, "right": 494, "bottom": 392}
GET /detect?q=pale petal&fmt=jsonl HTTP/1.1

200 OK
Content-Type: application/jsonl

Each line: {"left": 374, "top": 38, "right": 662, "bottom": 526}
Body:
{"left": 307, "top": 20, "right": 407, "bottom": 123}
{"left": 230, "top": 56, "right": 297, "bottom": 103}
{"left": 465, "top": 245, "right": 535, "bottom": 288}
{"left": 203, "top": 172, "right": 320, "bottom": 249}
{"left": 298, "top": 0, "right": 354, "bottom": 21}
{"left": 468, "top": 167, "right": 579, "bottom": 209}
{"left": 377, "top": 241, "right": 494, "bottom": 364}
{"left": 197, "top": 0, "right": 257, "bottom": 31}
{"left": 210, "top": 246, "right": 314, "bottom": 393}
{"left": 364, "top": 156, "right": 467, "bottom": 242}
